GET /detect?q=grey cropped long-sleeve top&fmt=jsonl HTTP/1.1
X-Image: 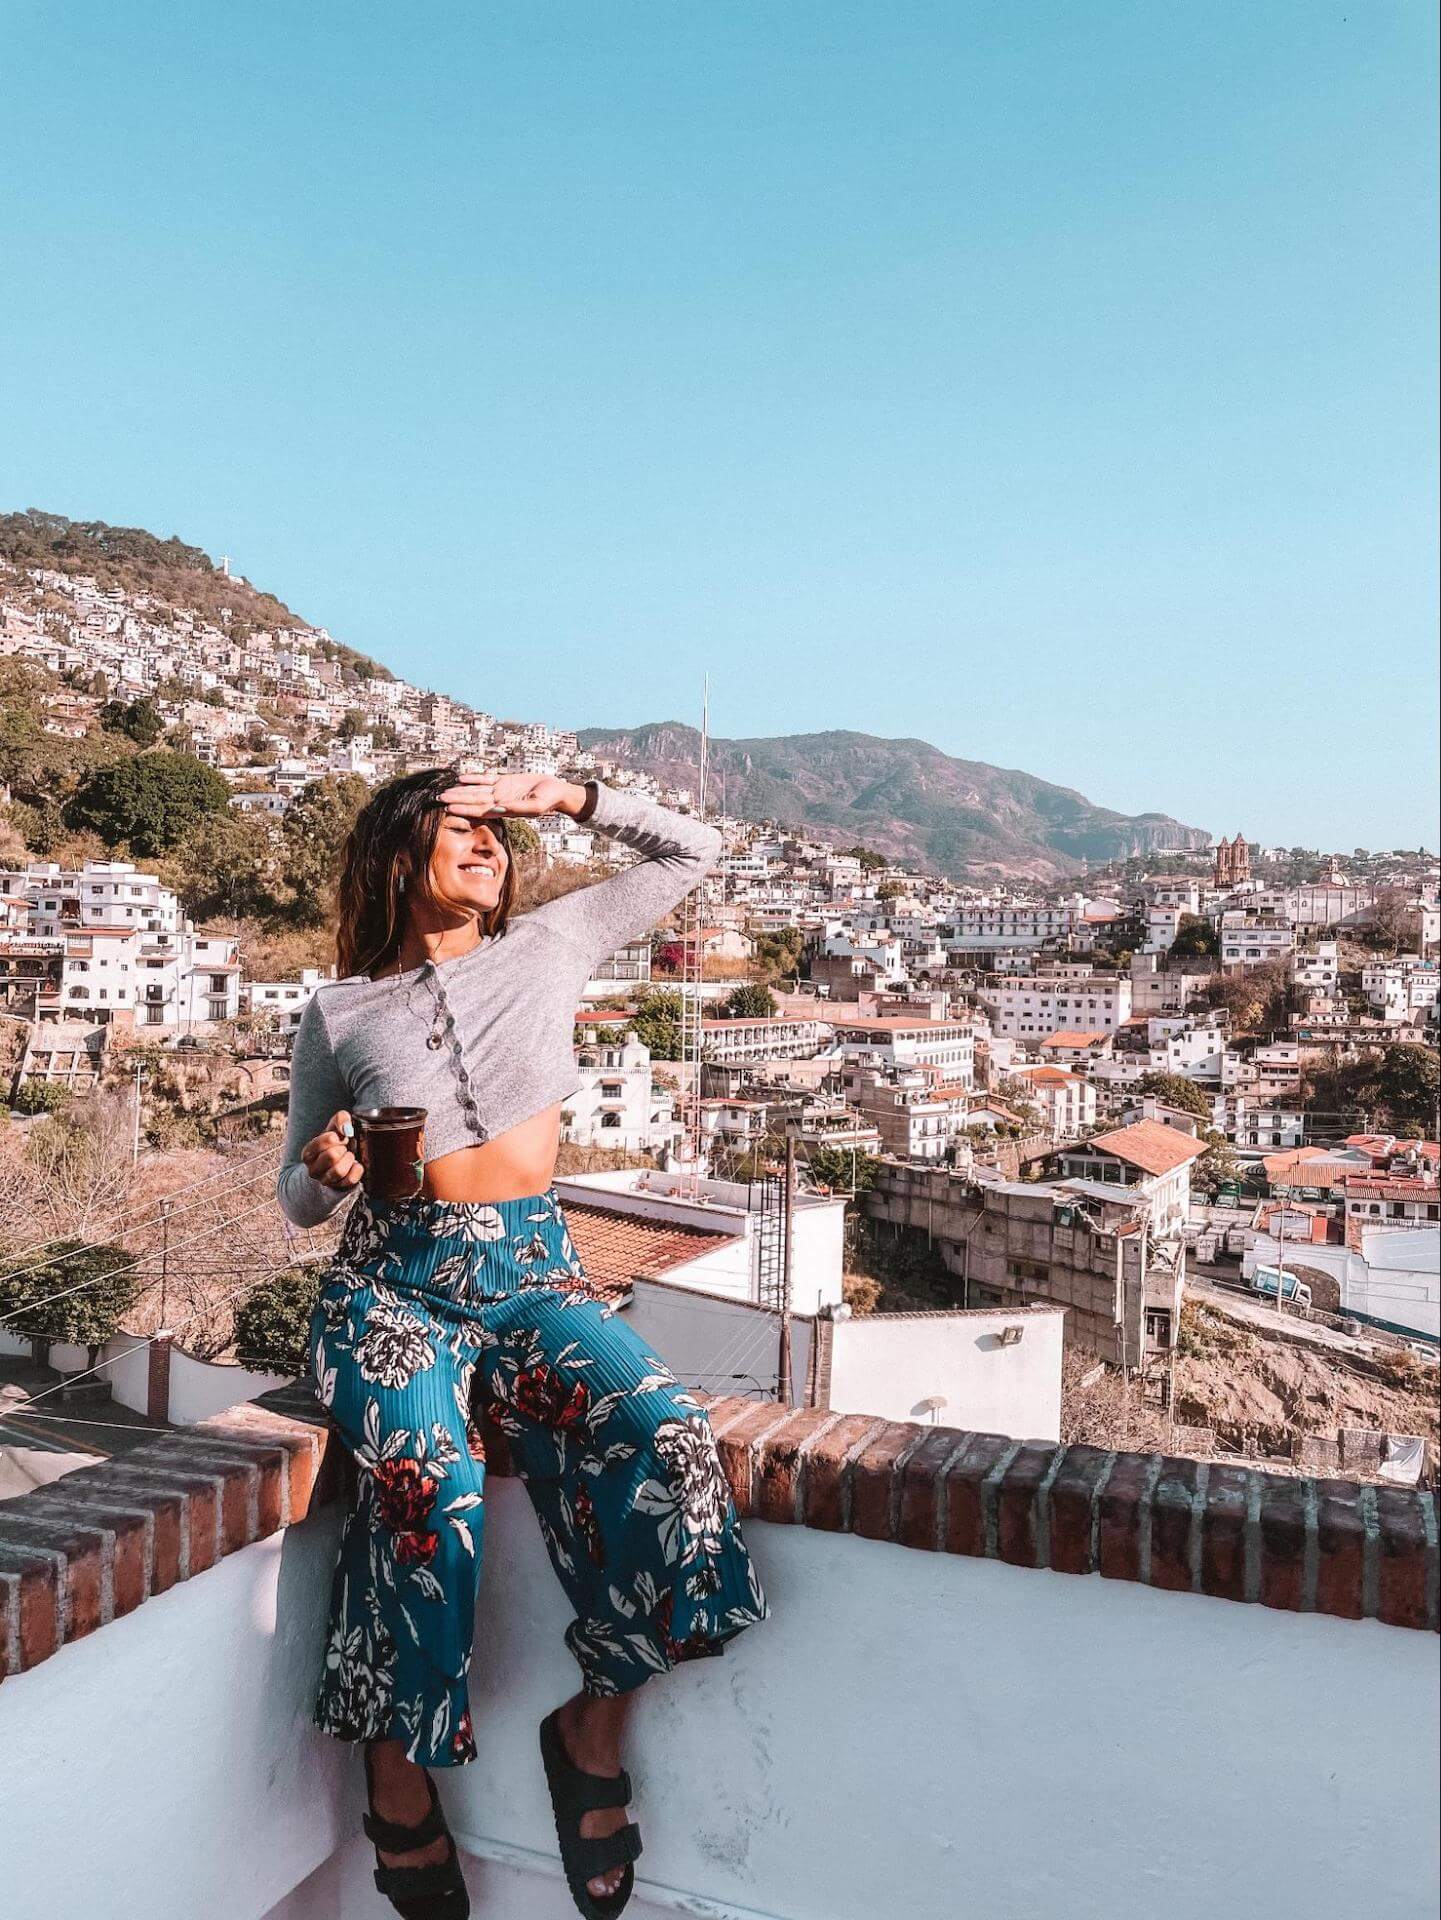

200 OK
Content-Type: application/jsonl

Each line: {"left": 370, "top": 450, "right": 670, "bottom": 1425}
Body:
{"left": 276, "top": 782, "right": 720, "bottom": 1228}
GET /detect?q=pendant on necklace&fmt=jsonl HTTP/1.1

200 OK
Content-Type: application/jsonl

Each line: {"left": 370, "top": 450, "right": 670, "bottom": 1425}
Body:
{"left": 427, "top": 1025, "right": 445, "bottom": 1050}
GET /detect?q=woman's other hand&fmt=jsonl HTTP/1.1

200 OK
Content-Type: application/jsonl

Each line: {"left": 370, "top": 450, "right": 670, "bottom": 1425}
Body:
{"left": 300, "top": 1110, "right": 363, "bottom": 1191}
{"left": 438, "top": 772, "right": 589, "bottom": 820}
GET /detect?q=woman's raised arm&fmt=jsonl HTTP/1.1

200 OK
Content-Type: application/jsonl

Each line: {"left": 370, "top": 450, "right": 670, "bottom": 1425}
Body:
{"left": 528, "top": 782, "right": 722, "bottom": 965}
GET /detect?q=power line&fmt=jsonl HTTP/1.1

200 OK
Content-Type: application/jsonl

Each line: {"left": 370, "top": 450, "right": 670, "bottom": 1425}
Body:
{"left": 0, "top": 1186, "right": 285, "bottom": 1329}
{"left": 0, "top": 1260, "right": 300, "bottom": 1421}
{"left": 0, "top": 1145, "right": 282, "bottom": 1292}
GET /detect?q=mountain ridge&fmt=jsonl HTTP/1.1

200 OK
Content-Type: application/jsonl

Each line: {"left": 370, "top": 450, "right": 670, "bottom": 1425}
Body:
{"left": 577, "top": 722, "right": 1209, "bottom": 880}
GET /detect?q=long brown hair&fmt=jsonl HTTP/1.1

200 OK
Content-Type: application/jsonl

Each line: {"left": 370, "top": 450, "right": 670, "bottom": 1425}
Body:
{"left": 334, "top": 766, "right": 517, "bottom": 979}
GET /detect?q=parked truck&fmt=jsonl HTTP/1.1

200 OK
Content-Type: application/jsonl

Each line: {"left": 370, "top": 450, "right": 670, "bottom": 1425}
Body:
{"left": 1250, "top": 1265, "right": 1312, "bottom": 1309}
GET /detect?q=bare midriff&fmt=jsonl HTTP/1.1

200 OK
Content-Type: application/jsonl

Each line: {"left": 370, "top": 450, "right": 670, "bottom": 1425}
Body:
{"left": 420, "top": 1103, "right": 564, "bottom": 1202}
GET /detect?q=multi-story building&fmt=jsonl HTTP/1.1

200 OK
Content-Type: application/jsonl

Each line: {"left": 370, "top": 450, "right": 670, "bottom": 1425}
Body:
{"left": 701, "top": 1013, "right": 832, "bottom": 1066}
{"left": 1009, "top": 1065, "right": 1097, "bottom": 1141}
{"left": 561, "top": 1034, "right": 678, "bottom": 1154}
{"left": 582, "top": 938, "right": 652, "bottom": 999}
{"left": 982, "top": 970, "right": 1133, "bottom": 1042}
{"left": 943, "top": 903, "right": 1072, "bottom": 951}
{"left": 1219, "top": 910, "right": 1296, "bottom": 972}
{"left": 1053, "top": 1119, "right": 1205, "bottom": 1237}
{"left": 827, "top": 1015, "right": 975, "bottom": 1089}
{"left": 1362, "top": 958, "right": 1439, "bottom": 1024}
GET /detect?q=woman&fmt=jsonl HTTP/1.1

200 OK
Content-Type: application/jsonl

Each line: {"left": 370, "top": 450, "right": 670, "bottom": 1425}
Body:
{"left": 278, "top": 767, "right": 767, "bottom": 1920}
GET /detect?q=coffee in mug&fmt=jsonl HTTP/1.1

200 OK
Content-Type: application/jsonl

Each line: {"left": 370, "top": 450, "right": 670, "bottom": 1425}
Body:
{"left": 353, "top": 1106, "right": 427, "bottom": 1201}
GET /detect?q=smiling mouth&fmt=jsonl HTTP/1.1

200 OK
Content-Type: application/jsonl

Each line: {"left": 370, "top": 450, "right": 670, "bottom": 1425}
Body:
{"left": 460, "top": 863, "right": 498, "bottom": 878}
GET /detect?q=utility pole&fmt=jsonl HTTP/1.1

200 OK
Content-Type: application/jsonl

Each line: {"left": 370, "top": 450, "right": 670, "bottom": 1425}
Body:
{"left": 131, "top": 1060, "right": 143, "bottom": 1164}
{"left": 777, "top": 1136, "right": 795, "bottom": 1406}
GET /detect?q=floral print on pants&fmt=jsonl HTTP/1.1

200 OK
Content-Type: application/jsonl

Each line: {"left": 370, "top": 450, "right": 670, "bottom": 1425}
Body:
{"left": 309, "top": 1189, "right": 768, "bottom": 1766}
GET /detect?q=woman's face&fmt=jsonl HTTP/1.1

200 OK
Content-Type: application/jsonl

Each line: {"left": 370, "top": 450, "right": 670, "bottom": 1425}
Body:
{"left": 423, "top": 809, "right": 509, "bottom": 916}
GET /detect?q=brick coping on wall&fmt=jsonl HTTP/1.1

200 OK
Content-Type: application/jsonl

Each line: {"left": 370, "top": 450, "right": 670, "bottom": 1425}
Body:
{"left": 0, "top": 1382, "right": 1435, "bottom": 1680}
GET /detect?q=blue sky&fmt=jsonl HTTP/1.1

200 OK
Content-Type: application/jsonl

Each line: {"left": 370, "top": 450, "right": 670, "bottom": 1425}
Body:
{"left": 2, "top": 3, "right": 1436, "bottom": 847}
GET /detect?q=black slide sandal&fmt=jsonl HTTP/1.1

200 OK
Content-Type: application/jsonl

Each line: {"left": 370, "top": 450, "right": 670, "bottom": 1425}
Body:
{"left": 363, "top": 1747, "right": 471, "bottom": 1920}
{"left": 540, "top": 1709, "right": 643, "bottom": 1919}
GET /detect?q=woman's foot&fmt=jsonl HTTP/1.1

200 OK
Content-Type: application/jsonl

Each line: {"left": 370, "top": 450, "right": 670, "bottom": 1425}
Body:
{"left": 554, "top": 1693, "right": 635, "bottom": 1902}
{"left": 366, "top": 1740, "right": 453, "bottom": 1871}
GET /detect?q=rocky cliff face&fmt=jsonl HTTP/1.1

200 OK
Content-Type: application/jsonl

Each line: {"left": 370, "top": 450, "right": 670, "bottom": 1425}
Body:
{"left": 577, "top": 724, "right": 1209, "bottom": 880}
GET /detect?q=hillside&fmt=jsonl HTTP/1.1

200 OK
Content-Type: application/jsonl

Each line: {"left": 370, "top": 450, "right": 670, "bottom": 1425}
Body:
{"left": 0, "top": 509, "right": 392, "bottom": 680}
{"left": 577, "top": 723, "right": 1208, "bottom": 880}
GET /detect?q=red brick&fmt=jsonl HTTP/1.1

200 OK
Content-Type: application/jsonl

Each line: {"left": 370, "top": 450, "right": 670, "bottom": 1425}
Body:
{"left": 1312, "top": 1478, "right": 1367, "bottom": 1621}
{"left": 1098, "top": 1452, "right": 1159, "bottom": 1583}
{"left": 996, "top": 1443, "right": 1059, "bottom": 1569}
{"left": 1256, "top": 1474, "right": 1309, "bottom": 1614}
{"left": 896, "top": 1427, "right": 970, "bottom": 1551}
{"left": 103, "top": 1463, "right": 220, "bottom": 1577}
{"left": 0, "top": 1545, "right": 62, "bottom": 1672}
{"left": 712, "top": 1402, "right": 796, "bottom": 1515}
{"left": 1044, "top": 1446, "right": 1113, "bottom": 1576}
{"left": 199, "top": 1404, "right": 330, "bottom": 1522}
{"left": 1198, "top": 1465, "right": 1253, "bottom": 1604}
{"left": 851, "top": 1421, "right": 925, "bottom": 1542}
{"left": 143, "top": 1442, "right": 270, "bottom": 1554}
{"left": 0, "top": 1513, "right": 111, "bottom": 1641}
{"left": 1373, "top": 1488, "right": 1434, "bottom": 1631}
{"left": 800, "top": 1415, "right": 890, "bottom": 1533}
{"left": 750, "top": 1409, "right": 839, "bottom": 1526}
{"left": 941, "top": 1433, "right": 1017, "bottom": 1559}
{"left": 183, "top": 1434, "right": 290, "bottom": 1540}
{"left": 1148, "top": 1457, "right": 1205, "bottom": 1594}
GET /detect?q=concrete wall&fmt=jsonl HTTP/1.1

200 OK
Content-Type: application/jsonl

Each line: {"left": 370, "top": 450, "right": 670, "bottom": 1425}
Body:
{"left": 827, "top": 1306, "right": 1064, "bottom": 1437}
{"left": 2, "top": 1478, "right": 1435, "bottom": 1920}
{"left": 0, "top": 1328, "right": 290, "bottom": 1424}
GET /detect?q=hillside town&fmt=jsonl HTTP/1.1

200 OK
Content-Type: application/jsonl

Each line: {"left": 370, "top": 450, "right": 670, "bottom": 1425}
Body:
{"left": 2, "top": 541, "right": 1438, "bottom": 1498}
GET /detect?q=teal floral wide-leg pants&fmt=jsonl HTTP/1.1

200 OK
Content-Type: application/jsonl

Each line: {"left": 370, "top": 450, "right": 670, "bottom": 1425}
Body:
{"left": 309, "top": 1190, "right": 768, "bottom": 1767}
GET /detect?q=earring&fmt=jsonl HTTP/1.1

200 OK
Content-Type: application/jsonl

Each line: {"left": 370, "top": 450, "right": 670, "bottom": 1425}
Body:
{"left": 398, "top": 872, "right": 407, "bottom": 894}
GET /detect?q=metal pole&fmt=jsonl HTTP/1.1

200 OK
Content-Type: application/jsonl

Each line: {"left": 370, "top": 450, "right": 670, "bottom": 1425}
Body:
{"left": 132, "top": 1061, "right": 142, "bottom": 1164}
{"left": 777, "top": 1137, "right": 795, "bottom": 1405}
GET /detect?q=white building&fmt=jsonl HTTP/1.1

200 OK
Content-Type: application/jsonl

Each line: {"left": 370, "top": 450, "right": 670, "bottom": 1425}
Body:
{"left": 983, "top": 970, "right": 1133, "bottom": 1042}
{"left": 1362, "top": 958, "right": 1439, "bottom": 1024}
{"left": 828, "top": 1015, "right": 975, "bottom": 1089}
{"left": 944, "top": 903, "right": 1072, "bottom": 951}
{"left": 561, "top": 1034, "right": 679, "bottom": 1153}
{"left": 1010, "top": 1065, "right": 1098, "bottom": 1141}
{"left": 242, "top": 969, "right": 331, "bottom": 1033}
{"left": 1054, "top": 1119, "right": 1205, "bottom": 1236}
{"left": 1219, "top": 911, "right": 1296, "bottom": 972}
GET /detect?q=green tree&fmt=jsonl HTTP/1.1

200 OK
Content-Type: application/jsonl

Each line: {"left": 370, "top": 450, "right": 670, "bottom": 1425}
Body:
{"left": 839, "top": 844, "right": 887, "bottom": 872}
{"left": 9, "top": 1080, "right": 72, "bottom": 1116}
{"left": 1375, "top": 1044, "right": 1439, "bottom": 1132}
{"left": 721, "top": 982, "right": 777, "bottom": 1019}
{"left": 806, "top": 1145, "right": 880, "bottom": 1194}
{"left": 755, "top": 926, "right": 805, "bottom": 979}
{"left": 875, "top": 879, "right": 906, "bottom": 901}
{"left": 0, "top": 1240, "right": 138, "bottom": 1361}
{"left": 631, "top": 989, "right": 683, "bottom": 1061}
{"left": 162, "top": 808, "right": 281, "bottom": 921}
{"left": 1168, "top": 914, "right": 1218, "bottom": 960}
{"left": 64, "top": 751, "right": 231, "bottom": 857}
{"left": 1134, "top": 1072, "right": 1211, "bottom": 1119}
{"left": 505, "top": 817, "right": 542, "bottom": 858}
{"left": 99, "top": 696, "right": 164, "bottom": 746}
{"left": 232, "top": 1264, "right": 326, "bottom": 1376}
{"left": 1191, "top": 1129, "right": 1241, "bottom": 1199}
{"left": 279, "top": 774, "right": 370, "bottom": 926}
{"left": 335, "top": 707, "right": 368, "bottom": 740}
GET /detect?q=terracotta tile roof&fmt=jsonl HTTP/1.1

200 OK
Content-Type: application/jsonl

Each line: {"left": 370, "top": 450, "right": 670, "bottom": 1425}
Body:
{"left": 1083, "top": 1119, "right": 1206, "bottom": 1176}
{"left": 1039, "top": 1030, "right": 1109, "bottom": 1049}
{"left": 564, "top": 1201, "right": 740, "bottom": 1303}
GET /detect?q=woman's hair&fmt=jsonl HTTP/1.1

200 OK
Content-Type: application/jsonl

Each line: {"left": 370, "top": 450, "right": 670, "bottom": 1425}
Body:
{"left": 334, "top": 766, "right": 517, "bottom": 979}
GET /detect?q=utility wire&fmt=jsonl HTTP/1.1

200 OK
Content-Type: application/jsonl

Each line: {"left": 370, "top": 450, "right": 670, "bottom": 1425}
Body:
{"left": 0, "top": 1145, "right": 282, "bottom": 1293}
{"left": 0, "top": 1188, "right": 286, "bottom": 1329}
{"left": 0, "top": 1260, "right": 301, "bottom": 1421}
